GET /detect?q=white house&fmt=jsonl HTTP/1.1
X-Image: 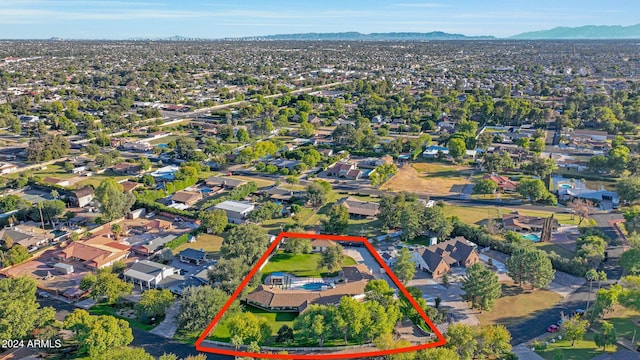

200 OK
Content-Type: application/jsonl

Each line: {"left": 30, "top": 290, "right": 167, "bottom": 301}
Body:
{"left": 212, "top": 200, "right": 255, "bottom": 224}
{"left": 123, "top": 260, "right": 180, "bottom": 290}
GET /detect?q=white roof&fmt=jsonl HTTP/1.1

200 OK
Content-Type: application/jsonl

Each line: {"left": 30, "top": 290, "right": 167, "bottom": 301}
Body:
{"left": 214, "top": 200, "right": 255, "bottom": 213}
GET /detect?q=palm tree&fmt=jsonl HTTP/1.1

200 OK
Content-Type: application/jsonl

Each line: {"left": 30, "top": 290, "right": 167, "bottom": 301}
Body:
{"left": 50, "top": 190, "right": 59, "bottom": 200}
{"left": 111, "top": 223, "right": 123, "bottom": 240}
{"left": 585, "top": 269, "right": 598, "bottom": 311}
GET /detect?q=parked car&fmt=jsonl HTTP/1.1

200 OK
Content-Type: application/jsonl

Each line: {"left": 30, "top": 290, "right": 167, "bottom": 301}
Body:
{"left": 574, "top": 309, "right": 585, "bottom": 317}
{"left": 547, "top": 324, "right": 559, "bottom": 333}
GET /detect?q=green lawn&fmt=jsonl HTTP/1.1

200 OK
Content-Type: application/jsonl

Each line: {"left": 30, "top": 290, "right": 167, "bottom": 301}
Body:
{"left": 476, "top": 282, "right": 563, "bottom": 326}
{"left": 444, "top": 205, "right": 579, "bottom": 226}
{"left": 534, "top": 242, "right": 575, "bottom": 259}
{"left": 596, "top": 306, "right": 640, "bottom": 342}
{"left": 535, "top": 332, "right": 619, "bottom": 360}
{"left": 261, "top": 252, "right": 356, "bottom": 279}
{"left": 173, "top": 328, "right": 202, "bottom": 344}
{"left": 89, "top": 303, "right": 157, "bottom": 331}
{"left": 172, "top": 233, "right": 224, "bottom": 257}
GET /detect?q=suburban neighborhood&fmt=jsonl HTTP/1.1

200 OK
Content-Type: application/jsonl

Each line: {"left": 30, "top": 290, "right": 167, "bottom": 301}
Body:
{"left": 1, "top": 13, "right": 640, "bottom": 360}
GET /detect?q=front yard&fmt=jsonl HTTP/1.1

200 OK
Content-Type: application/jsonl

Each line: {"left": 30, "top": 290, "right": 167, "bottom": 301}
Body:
{"left": 476, "top": 282, "right": 563, "bottom": 326}
{"left": 89, "top": 302, "right": 160, "bottom": 331}
{"left": 535, "top": 332, "right": 619, "bottom": 360}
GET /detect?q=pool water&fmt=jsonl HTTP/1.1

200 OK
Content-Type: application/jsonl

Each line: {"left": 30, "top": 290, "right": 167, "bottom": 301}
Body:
{"left": 523, "top": 234, "right": 541, "bottom": 242}
{"left": 302, "top": 283, "right": 326, "bottom": 291}
{"left": 559, "top": 183, "right": 572, "bottom": 189}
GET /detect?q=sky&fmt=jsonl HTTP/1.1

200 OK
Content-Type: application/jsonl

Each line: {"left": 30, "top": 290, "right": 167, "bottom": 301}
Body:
{"left": 0, "top": 0, "right": 638, "bottom": 39}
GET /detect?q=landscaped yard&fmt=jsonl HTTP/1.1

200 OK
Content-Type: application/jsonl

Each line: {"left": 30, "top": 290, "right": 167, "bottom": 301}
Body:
{"left": 381, "top": 162, "right": 472, "bottom": 196}
{"left": 261, "top": 252, "right": 357, "bottom": 279}
{"left": 595, "top": 305, "right": 640, "bottom": 343}
{"left": 89, "top": 303, "right": 157, "bottom": 331}
{"left": 476, "top": 282, "right": 563, "bottom": 326}
{"left": 534, "top": 242, "right": 575, "bottom": 259}
{"left": 172, "top": 233, "right": 224, "bottom": 256}
{"left": 535, "top": 332, "right": 619, "bottom": 360}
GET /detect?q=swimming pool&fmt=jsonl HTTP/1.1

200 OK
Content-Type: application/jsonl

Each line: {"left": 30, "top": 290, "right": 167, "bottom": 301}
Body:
{"left": 559, "top": 183, "right": 572, "bottom": 189}
{"left": 302, "top": 282, "right": 327, "bottom": 291}
{"left": 523, "top": 233, "right": 541, "bottom": 242}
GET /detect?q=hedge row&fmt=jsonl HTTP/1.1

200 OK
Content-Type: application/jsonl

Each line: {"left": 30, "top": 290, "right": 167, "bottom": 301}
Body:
{"left": 165, "top": 233, "right": 190, "bottom": 250}
{"left": 134, "top": 199, "right": 196, "bottom": 218}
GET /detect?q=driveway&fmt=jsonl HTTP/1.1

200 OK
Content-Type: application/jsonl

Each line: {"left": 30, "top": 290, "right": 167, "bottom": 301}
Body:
{"left": 408, "top": 271, "right": 480, "bottom": 327}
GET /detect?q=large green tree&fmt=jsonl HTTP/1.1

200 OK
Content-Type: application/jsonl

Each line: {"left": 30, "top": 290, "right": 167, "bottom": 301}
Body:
{"left": 220, "top": 223, "right": 269, "bottom": 263}
{"left": 617, "top": 177, "right": 640, "bottom": 203}
{"left": 461, "top": 263, "right": 502, "bottom": 312}
{"left": 593, "top": 321, "right": 617, "bottom": 351}
{"left": 80, "top": 270, "right": 133, "bottom": 304}
{"left": 177, "top": 286, "right": 240, "bottom": 332}
{"left": 448, "top": 137, "right": 467, "bottom": 162}
{"left": 393, "top": 247, "right": 417, "bottom": 284}
{"left": 136, "top": 288, "right": 175, "bottom": 321}
{"left": 517, "top": 178, "right": 556, "bottom": 204}
{"left": 0, "top": 276, "right": 55, "bottom": 341}
{"left": 198, "top": 209, "right": 228, "bottom": 234}
{"left": 95, "top": 178, "right": 135, "bottom": 221}
{"left": 561, "top": 315, "right": 589, "bottom": 346}
{"left": 505, "top": 247, "right": 555, "bottom": 289}
{"left": 319, "top": 243, "right": 344, "bottom": 273}
{"left": 63, "top": 310, "right": 134, "bottom": 357}
{"left": 322, "top": 204, "right": 349, "bottom": 234}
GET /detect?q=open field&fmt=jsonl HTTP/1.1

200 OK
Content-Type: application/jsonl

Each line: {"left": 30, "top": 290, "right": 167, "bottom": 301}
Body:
{"left": 172, "top": 233, "right": 224, "bottom": 256}
{"left": 261, "top": 252, "right": 357, "bottom": 279}
{"left": 476, "top": 282, "right": 563, "bottom": 326}
{"left": 444, "top": 205, "right": 579, "bottom": 226}
{"left": 535, "top": 332, "right": 619, "bottom": 360}
{"left": 381, "top": 162, "right": 472, "bottom": 196}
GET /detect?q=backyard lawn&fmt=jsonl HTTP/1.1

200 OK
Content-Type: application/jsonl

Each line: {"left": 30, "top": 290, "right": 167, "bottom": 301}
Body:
{"left": 476, "top": 282, "right": 562, "bottom": 326}
{"left": 535, "top": 332, "right": 619, "bottom": 360}
{"left": 261, "top": 252, "right": 357, "bottom": 279}
{"left": 172, "top": 233, "right": 224, "bottom": 256}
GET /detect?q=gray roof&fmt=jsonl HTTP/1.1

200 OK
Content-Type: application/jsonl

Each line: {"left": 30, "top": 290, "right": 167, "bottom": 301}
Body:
{"left": 179, "top": 248, "right": 207, "bottom": 261}
{"left": 419, "top": 237, "right": 476, "bottom": 273}
{"left": 123, "top": 268, "right": 156, "bottom": 282}
{"left": 128, "top": 260, "right": 174, "bottom": 276}
{"left": 143, "top": 234, "right": 177, "bottom": 253}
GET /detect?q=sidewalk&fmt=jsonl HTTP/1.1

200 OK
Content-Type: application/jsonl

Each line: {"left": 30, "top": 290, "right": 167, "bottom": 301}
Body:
{"left": 512, "top": 344, "right": 546, "bottom": 360}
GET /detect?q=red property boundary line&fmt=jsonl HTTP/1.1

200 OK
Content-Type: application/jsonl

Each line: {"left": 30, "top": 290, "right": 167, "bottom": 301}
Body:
{"left": 194, "top": 232, "right": 447, "bottom": 359}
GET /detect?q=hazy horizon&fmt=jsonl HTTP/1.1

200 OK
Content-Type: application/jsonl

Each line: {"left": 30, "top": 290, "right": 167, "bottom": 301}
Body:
{"left": 0, "top": 0, "right": 638, "bottom": 40}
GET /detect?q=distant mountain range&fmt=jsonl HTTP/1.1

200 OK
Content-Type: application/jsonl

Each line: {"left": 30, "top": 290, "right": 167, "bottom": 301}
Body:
{"left": 50, "top": 24, "right": 640, "bottom": 41}
{"left": 232, "top": 31, "right": 496, "bottom": 41}
{"left": 511, "top": 23, "right": 640, "bottom": 39}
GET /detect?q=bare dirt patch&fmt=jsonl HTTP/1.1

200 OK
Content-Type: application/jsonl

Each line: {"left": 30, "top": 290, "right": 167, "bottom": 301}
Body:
{"left": 381, "top": 162, "right": 472, "bottom": 196}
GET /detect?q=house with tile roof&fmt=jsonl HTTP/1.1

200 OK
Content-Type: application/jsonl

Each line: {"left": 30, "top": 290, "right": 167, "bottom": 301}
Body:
{"left": 415, "top": 237, "right": 479, "bottom": 278}
{"left": 244, "top": 265, "right": 374, "bottom": 313}
{"left": 326, "top": 162, "right": 361, "bottom": 180}
{"left": 56, "top": 239, "right": 130, "bottom": 270}
{"left": 482, "top": 174, "right": 517, "bottom": 192}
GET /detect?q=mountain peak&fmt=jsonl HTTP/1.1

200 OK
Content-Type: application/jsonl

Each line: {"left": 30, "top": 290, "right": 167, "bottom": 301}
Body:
{"left": 511, "top": 23, "right": 640, "bottom": 39}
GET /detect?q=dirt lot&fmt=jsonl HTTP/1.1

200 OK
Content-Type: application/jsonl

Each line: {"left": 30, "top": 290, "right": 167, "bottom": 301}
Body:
{"left": 381, "top": 162, "right": 473, "bottom": 196}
